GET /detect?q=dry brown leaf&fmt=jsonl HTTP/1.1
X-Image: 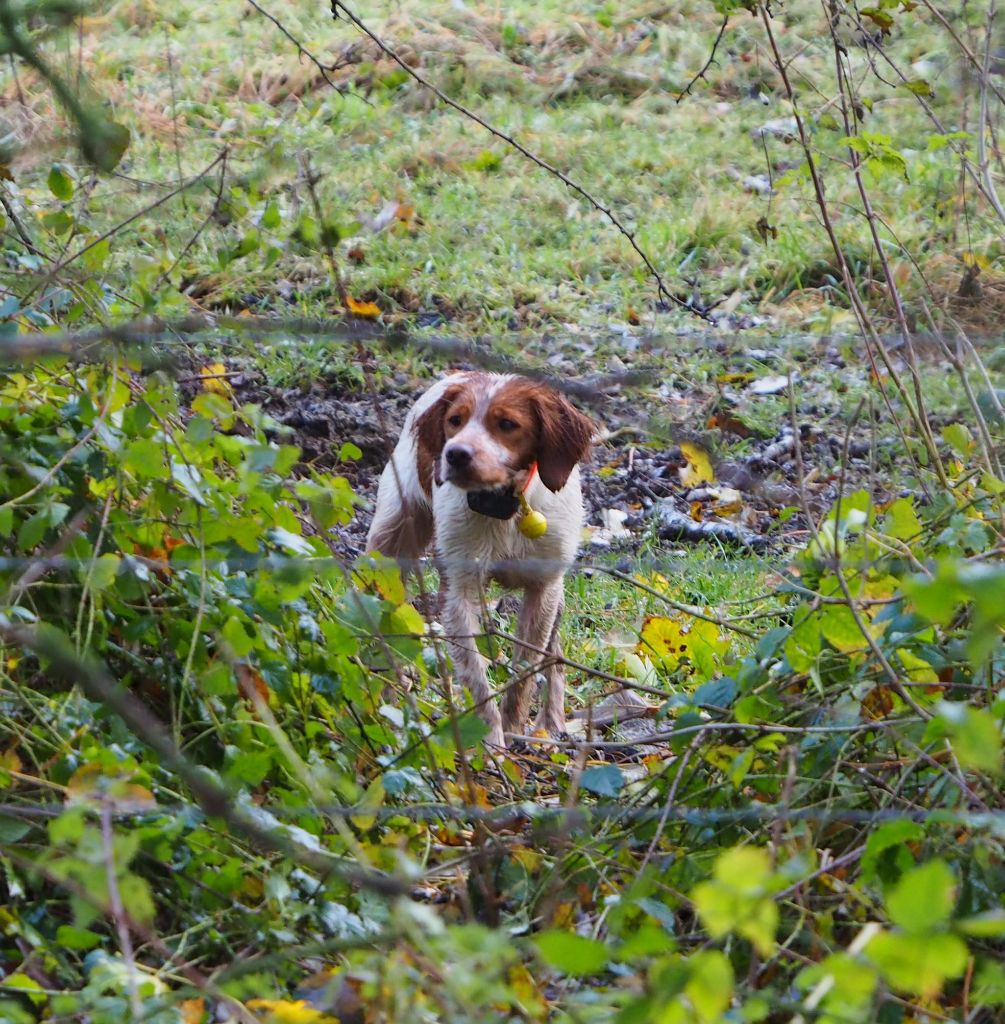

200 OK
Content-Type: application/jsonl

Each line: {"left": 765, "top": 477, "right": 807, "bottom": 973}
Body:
{"left": 236, "top": 664, "right": 271, "bottom": 707}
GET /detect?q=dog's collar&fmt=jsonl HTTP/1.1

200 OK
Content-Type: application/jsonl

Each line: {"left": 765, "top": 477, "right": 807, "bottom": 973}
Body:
{"left": 466, "top": 463, "right": 537, "bottom": 520}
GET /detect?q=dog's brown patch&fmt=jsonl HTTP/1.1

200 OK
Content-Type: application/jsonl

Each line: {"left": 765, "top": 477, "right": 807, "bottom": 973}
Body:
{"left": 415, "top": 381, "right": 468, "bottom": 494}
{"left": 484, "top": 378, "right": 548, "bottom": 472}
{"left": 492, "top": 379, "right": 594, "bottom": 491}
{"left": 368, "top": 498, "right": 433, "bottom": 563}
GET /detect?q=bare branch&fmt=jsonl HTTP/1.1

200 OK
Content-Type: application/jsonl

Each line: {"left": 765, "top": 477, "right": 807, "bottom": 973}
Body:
{"left": 676, "top": 16, "right": 730, "bottom": 103}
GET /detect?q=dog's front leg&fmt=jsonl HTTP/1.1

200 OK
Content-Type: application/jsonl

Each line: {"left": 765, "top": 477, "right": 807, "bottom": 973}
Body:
{"left": 502, "top": 582, "right": 565, "bottom": 737}
{"left": 440, "top": 576, "right": 505, "bottom": 748}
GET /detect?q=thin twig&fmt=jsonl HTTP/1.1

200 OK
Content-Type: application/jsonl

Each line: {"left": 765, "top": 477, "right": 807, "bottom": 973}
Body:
{"left": 676, "top": 16, "right": 729, "bottom": 102}
{"left": 246, "top": 0, "right": 354, "bottom": 94}
{"left": 100, "top": 801, "right": 142, "bottom": 1019}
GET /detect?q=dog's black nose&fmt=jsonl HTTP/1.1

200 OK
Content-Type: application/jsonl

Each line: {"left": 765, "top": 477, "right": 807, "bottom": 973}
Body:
{"left": 445, "top": 445, "right": 473, "bottom": 469}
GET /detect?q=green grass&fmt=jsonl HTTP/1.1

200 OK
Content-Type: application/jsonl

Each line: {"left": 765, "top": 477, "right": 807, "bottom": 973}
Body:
{"left": 4, "top": 0, "right": 1001, "bottom": 346}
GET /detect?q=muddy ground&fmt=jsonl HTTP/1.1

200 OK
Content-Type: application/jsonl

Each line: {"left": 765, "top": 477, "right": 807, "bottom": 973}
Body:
{"left": 217, "top": 336, "right": 912, "bottom": 566}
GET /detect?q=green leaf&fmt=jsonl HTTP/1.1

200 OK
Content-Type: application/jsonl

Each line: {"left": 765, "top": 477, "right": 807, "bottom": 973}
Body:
{"left": 47, "top": 164, "right": 74, "bottom": 201}
{"left": 785, "top": 604, "right": 820, "bottom": 671}
{"left": 819, "top": 605, "right": 866, "bottom": 653}
{"left": 81, "top": 118, "right": 131, "bottom": 172}
{"left": 225, "top": 748, "right": 274, "bottom": 787}
{"left": 902, "top": 78, "right": 934, "bottom": 97}
{"left": 882, "top": 497, "right": 921, "bottom": 541}
{"left": 122, "top": 438, "right": 167, "bottom": 479}
{"left": 118, "top": 873, "right": 155, "bottom": 924}
{"left": 230, "top": 230, "right": 260, "bottom": 261}
{"left": 171, "top": 460, "right": 206, "bottom": 504}
{"left": 1, "top": 974, "right": 45, "bottom": 1006}
{"left": 861, "top": 819, "right": 922, "bottom": 884}
{"left": 936, "top": 702, "right": 1002, "bottom": 774}
{"left": 692, "top": 847, "right": 778, "bottom": 956}
{"left": 580, "top": 764, "right": 625, "bottom": 797}
{"left": 41, "top": 210, "right": 74, "bottom": 235}
{"left": 797, "top": 953, "right": 878, "bottom": 1013}
{"left": 261, "top": 200, "right": 281, "bottom": 230}
{"left": 958, "top": 910, "right": 1005, "bottom": 937}
{"left": 866, "top": 930, "right": 967, "bottom": 997}
{"left": 48, "top": 807, "right": 86, "bottom": 845}
{"left": 537, "top": 931, "right": 608, "bottom": 976}
{"left": 270, "top": 526, "right": 314, "bottom": 556}
{"left": 886, "top": 860, "right": 956, "bottom": 932}
{"left": 430, "top": 711, "right": 489, "bottom": 751}
{"left": 860, "top": 6, "right": 894, "bottom": 31}
{"left": 942, "top": 422, "right": 974, "bottom": 457}
{"left": 0, "top": 815, "right": 31, "bottom": 842}
{"left": 221, "top": 616, "right": 255, "bottom": 657}
{"left": 713, "top": 846, "right": 771, "bottom": 890}
{"left": 973, "top": 960, "right": 1005, "bottom": 1006}
{"left": 56, "top": 925, "right": 102, "bottom": 951}
{"left": 88, "top": 553, "right": 121, "bottom": 593}
{"left": 339, "top": 441, "right": 362, "bottom": 461}
{"left": 685, "top": 950, "right": 734, "bottom": 1023}
{"left": 17, "top": 510, "right": 49, "bottom": 551}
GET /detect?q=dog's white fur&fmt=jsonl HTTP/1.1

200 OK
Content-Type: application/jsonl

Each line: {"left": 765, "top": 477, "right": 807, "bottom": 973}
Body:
{"left": 367, "top": 373, "right": 592, "bottom": 748}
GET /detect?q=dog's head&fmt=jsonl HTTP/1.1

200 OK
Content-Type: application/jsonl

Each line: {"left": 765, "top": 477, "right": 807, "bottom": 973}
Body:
{"left": 415, "top": 374, "right": 593, "bottom": 495}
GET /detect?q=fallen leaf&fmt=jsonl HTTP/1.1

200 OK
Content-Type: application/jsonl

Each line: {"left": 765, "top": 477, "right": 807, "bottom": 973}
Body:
{"left": 247, "top": 998, "right": 339, "bottom": 1024}
{"left": 679, "top": 441, "right": 715, "bottom": 486}
{"left": 707, "top": 410, "right": 755, "bottom": 438}
{"left": 639, "top": 615, "right": 687, "bottom": 671}
{"left": 346, "top": 295, "right": 381, "bottom": 319}
{"left": 199, "top": 362, "right": 233, "bottom": 397}
{"left": 756, "top": 215, "right": 778, "bottom": 242}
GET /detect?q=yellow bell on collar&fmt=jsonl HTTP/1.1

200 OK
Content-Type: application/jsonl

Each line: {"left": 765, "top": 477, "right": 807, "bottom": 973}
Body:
{"left": 517, "top": 491, "right": 548, "bottom": 539}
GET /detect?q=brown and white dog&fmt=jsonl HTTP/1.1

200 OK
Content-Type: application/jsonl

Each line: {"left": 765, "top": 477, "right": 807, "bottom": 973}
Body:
{"left": 366, "top": 372, "right": 594, "bottom": 748}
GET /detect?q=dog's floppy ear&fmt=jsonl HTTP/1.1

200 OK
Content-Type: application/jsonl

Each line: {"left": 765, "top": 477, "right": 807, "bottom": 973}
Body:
{"left": 414, "top": 383, "right": 463, "bottom": 490}
{"left": 535, "top": 389, "right": 594, "bottom": 492}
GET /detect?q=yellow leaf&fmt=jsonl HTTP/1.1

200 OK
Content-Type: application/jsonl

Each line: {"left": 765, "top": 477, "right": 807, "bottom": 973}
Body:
{"left": 247, "top": 998, "right": 339, "bottom": 1024}
{"left": 346, "top": 295, "right": 381, "bottom": 319}
{"left": 179, "top": 998, "right": 206, "bottom": 1024}
{"left": 639, "top": 615, "right": 687, "bottom": 671}
{"left": 510, "top": 845, "right": 543, "bottom": 872}
{"left": 355, "top": 555, "right": 405, "bottom": 604}
{"left": 0, "top": 748, "right": 22, "bottom": 773}
{"left": 199, "top": 362, "right": 232, "bottom": 397}
{"left": 896, "top": 648, "right": 939, "bottom": 684}
{"left": 679, "top": 441, "right": 714, "bottom": 486}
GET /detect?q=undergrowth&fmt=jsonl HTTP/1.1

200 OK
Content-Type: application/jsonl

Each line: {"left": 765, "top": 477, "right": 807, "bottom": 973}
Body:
{"left": 0, "top": 1, "right": 1003, "bottom": 1023}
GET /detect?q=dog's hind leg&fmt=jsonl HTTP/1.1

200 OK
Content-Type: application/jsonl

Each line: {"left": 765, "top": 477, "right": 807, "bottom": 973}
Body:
{"left": 503, "top": 582, "right": 565, "bottom": 738}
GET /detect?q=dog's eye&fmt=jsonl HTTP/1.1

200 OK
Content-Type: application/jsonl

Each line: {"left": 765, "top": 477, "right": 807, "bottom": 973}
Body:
{"left": 447, "top": 414, "right": 464, "bottom": 427}
{"left": 498, "top": 417, "right": 519, "bottom": 432}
